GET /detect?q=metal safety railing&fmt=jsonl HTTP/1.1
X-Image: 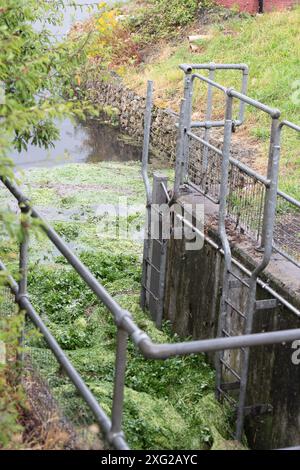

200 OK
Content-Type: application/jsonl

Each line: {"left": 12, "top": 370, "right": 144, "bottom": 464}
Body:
{"left": 1, "top": 172, "right": 300, "bottom": 448}
{"left": 274, "top": 121, "right": 300, "bottom": 265}
{"left": 172, "top": 64, "right": 300, "bottom": 442}
{"left": 176, "top": 63, "right": 300, "bottom": 268}
{"left": 140, "top": 81, "right": 169, "bottom": 328}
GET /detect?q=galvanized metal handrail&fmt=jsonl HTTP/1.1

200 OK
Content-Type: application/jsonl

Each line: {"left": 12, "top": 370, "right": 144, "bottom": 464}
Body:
{"left": 0, "top": 259, "right": 128, "bottom": 450}
{"left": 178, "top": 63, "right": 300, "bottom": 268}
{"left": 2, "top": 172, "right": 300, "bottom": 449}
{"left": 173, "top": 63, "right": 300, "bottom": 442}
{"left": 180, "top": 62, "right": 249, "bottom": 127}
{"left": 192, "top": 73, "right": 228, "bottom": 93}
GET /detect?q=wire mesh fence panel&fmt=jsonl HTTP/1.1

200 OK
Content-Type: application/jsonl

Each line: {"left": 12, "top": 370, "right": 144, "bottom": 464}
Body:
{"left": 0, "top": 286, "right": 16, "bottom": 366}
{"left": 227, "top": 166, "right": 266, "bottom": 243}
{"left": 0, "top": 285, "right": 16, "bottom": 317}
{"left": 186, "top": 132, "right": 300, "bottom": 266}
{"left": 274, "top": 194, "right": 300, "bottom": 266}
{"left": 187, "top": 133, "right": 222, "bottom": 203}
{"left": 23, "top": 321, "right": 107, "bottom": 450}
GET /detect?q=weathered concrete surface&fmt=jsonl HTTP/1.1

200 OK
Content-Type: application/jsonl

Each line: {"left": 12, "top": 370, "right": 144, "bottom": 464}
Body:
{"left": 164, "top": 189, "right": 300, "bottom": 449}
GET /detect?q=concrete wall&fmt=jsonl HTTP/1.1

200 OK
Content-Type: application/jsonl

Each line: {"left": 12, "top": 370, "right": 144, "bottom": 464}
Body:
{"left": 215, "top": 0, "right": 298, "bottom": 13}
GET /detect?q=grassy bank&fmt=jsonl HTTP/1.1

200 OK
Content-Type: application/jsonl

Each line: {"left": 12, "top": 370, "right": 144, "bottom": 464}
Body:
{"left": 0, "top": 161, "right": 239, "bottom": 449}
{"left": 125, "top": 7, "right": 300, "bottom": 199}
{"left": 79, "top": 2, "right": 300, "bottom": 199}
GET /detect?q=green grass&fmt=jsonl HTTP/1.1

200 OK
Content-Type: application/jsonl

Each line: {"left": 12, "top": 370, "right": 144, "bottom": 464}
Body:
{"left": 27, "top": 250, "right": 233, "bottom": 449}
{"left": 123, "top": 7, "right": 300, "bottom": 199}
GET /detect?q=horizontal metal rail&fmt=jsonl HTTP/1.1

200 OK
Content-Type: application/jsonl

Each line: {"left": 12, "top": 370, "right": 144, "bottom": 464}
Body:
{"left": 228, "top": 88, "right": 280, "bottom": 118}
{"left": 180, "top": 63, "right": 249, "bottom": 73}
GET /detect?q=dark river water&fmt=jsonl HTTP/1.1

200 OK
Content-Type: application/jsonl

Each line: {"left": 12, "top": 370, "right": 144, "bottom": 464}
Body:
{"left": 11, "top": 118, "right": 142, "bottom": 169}
{"left": 11, "top": 1, "right": 139, "bottom": 169}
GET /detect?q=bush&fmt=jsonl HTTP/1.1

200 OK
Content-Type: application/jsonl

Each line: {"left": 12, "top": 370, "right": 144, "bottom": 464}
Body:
{"left": 152, "top": 0, "right": 200, "bottom": 27}
{"left": 129, "top": 0, "right": 212, "bottom": 41}
{"left": 84, "top": 2, "right": 142, "bottom": 68}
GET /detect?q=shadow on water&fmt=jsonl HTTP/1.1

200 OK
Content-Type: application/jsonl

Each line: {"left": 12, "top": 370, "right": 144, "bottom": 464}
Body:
{"left": 82, "top": 119, "right": 142, "bottom": 163}
{"left": 11, "top": 119, "right": 142, "bottom": 169}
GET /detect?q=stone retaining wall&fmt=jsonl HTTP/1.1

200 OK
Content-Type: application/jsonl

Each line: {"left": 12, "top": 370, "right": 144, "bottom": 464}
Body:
{"left": 85, "top": 74, "right": 178, "bottom": 161}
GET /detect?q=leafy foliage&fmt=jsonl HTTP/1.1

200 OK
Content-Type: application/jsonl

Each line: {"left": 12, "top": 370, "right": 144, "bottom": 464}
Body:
{"left": 0, "top": 0, "right": 91, "bottom": 176}
{"left": 127, "top": 0, "right": 212, "bottom": 42}
{"left": 82, "top": 2, "right": 142, "bottom": 69}
{"left": 0, "top": 0, "right": 93, "bottom": 447}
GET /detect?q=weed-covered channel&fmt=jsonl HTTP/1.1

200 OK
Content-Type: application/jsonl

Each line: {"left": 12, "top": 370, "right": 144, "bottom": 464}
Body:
{"left": 1, "top": 162, "right": 234, "bottom": 449}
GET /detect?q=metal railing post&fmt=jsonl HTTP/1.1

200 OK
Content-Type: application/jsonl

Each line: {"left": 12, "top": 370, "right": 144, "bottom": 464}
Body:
{"left": 215, "top": 92, "right": 234, "bottom": 398}
{"left": 110, "top": 327, "right": 128, "bottom": 445}
{"left": 141, "top": 80, "right": 153, "bottom": 310}
{"left": 182, "top": 69, "right": 193, "bottom": 181}
{"left": 17, "top": 203, "right": 30, "bottom": 371}
{"left": 174, "top": 99, "right": 186, "bottom": 198}
{"left": 235, "top": 119, "right": 281, "bottom": 440}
